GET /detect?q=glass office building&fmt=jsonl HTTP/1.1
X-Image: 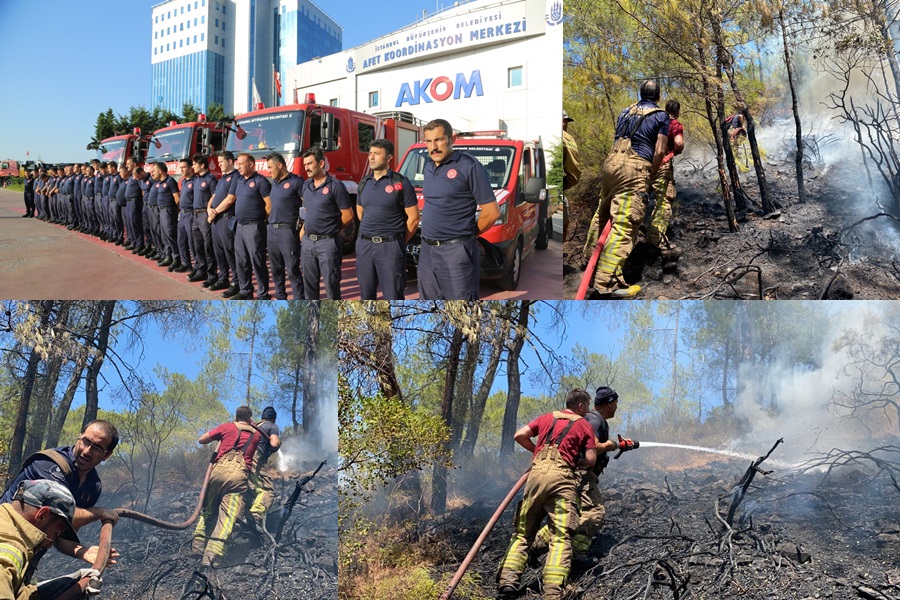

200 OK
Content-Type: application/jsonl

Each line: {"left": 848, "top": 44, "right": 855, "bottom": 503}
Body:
{"left": 151, "top": 0, "right": 341, "bottom": 115}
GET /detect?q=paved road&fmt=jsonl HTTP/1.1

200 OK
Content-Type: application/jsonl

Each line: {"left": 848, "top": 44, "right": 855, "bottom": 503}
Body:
{"left": 0, "top": 188, "right": 563, "bottom": 300}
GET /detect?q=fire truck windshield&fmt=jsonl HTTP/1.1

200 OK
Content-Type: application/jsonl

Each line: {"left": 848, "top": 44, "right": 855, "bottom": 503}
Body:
{"left": 97, "top": 139, "right": 128, "bottom": 163}
{"left": 399, "top": 146, "right": 516, "bottom": 190}
{"left": 227, "top": 110, "right": 304, "bottom": 156}
{"left": 146, "top": 128, "right": 192, "bottom": 162}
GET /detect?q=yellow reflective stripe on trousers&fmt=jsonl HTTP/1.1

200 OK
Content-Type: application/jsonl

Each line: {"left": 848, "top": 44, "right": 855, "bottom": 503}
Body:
{"left": 597, "top": 189, "right": 634, "bottom": 274}
{"left": 544, "top": 495, "right": 570, "bottom": 585}
{"left": 0, "top": 543, "right": 25, "bottom": 575}
{"left": 205, "top": 492, "right": 242, "bottom": 558}
{"left": 500, "top": 497, "right": 532, "bottom": 573}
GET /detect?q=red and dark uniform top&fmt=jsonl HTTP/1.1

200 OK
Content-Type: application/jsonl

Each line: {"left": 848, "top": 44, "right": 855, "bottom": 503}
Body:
{"left": 421, "top": 151, "right": 495, "bottom": 241}
{"left": 300, "top": 174, "right": 351, "bottom": 235}
{"left": 211, "top": 170, "right": 237, "bottom": 214}
{"left": 155, "top": 175, "right": 180, "bottom": 208}
{"left": 526, "top": 409, "right": 597, "bottom": 469}
{"left": 358, "top": 170, "right": 417, "bottom": 237}
{"left": 663, "top": 118, "right": 684, "bottom": 165}
{"left": 206, "top": 422, "right": 262, "bottom": 469}
{"left": 0, "top": 446, "right": 102, "bottom": 508}
{"left": 613, "top": 100, "right": 670, "bottom": 163}
{"left": 228, "top": 172, "right": 272, "bottom": 224}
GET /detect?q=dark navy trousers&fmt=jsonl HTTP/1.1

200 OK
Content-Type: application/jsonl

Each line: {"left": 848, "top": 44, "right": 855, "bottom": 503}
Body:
{"left": 159, "top": 204, "right": 179, "bottom": 259}
{"left": 301, "top": 236, "right": 342, "bottom": 300}
{"left": 177, "top": 210, "right": 194, "bottom": 267}
{"left": 355, "top": 237, "right": 407, "bottom": 300}
{"left": 417, "top": 236, "right": 480, "bottom": 300}
{"left": 211, "top": 213, "right": 236, "bottom": 283}
{"left": 191, "top": 211, "right": 215, "bottom": 276}
{"left": 267, "top": 223, "right": 303, "bottom": 300}
{"left": 236, "top": 220, "right": 269, "bottom": 299}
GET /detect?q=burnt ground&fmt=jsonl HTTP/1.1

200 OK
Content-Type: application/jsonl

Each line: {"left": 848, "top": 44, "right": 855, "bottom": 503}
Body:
{"left": 37, "top": 458, "right": 338, "bottom": 600}
{"left": 563, "top": 156, "right": 900, "bottom": 299}
{"left": 429, "top": 445, "right": 900, "bottom": 599}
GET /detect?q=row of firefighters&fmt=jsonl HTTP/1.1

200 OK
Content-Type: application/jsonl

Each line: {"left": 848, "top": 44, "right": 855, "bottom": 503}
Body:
{"left": 0, "top": 407, "right": 285, "bottom": 598}
{"left": 18, "top": 118, "right": 502, "bottom": 301}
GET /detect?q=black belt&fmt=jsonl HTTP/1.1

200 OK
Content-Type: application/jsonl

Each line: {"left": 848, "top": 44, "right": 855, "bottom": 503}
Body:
{"left": 193, "top": 209, "right": 206, "bottom": 214}
{"left": 422, "top": 234, "right": 473, "bottom": 246}
{"left": 361, "top": 233, "right": 403, "bottom": 243}
{"left": 306, "top": 233, "right": 336, "bottom": 241}
{"left": 181, "top": 208, "right": 193, "bottom": 213}
{"left": 270, "top": 222, "right": 296, "bottom": 229}
{"left": 126, "top": 197, "right": 140, "bottom": 202}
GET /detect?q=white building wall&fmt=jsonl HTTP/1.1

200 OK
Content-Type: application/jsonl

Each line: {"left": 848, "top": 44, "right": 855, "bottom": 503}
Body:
{"left": 285, "top": 0, "right": 563, "bottom": 156}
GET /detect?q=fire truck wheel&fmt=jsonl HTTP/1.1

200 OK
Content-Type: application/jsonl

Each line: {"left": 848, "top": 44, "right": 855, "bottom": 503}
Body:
{"left": 498, "top": 238, "right": 522, "bottom": 291}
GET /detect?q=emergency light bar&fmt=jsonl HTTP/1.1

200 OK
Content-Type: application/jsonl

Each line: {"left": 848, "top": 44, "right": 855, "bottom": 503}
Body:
{"left": 133, "top": 128, "right": 141, "bottom": 135}
{"left": 256, "top": 103, "right": 265, "bottom": 110}
{"left": 456, "top": 130, "right": 508, "bottom": 139}
{"left": 198, "top": 113, "right": 207, "bottom": 123}
{"left": 305, "top": 93, "right": 316, "bottom": 104}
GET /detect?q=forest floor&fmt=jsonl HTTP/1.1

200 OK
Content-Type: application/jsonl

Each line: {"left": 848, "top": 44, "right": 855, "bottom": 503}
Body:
{"left": 423, "top": 443, "right": 900, "bottom": 599}
{"left": 38, "top": 457, "right": 338, "bottom": 600}
{"left": 563, "top": 150, "right": 900, "bottom": 299}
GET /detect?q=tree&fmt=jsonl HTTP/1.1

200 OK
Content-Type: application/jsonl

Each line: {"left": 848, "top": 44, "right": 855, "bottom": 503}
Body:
{"left": 181, "top": 102, "right": 200, "bottom": 123}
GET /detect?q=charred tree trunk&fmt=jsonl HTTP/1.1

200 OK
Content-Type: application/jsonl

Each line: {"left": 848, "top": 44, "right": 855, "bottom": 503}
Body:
{"left": 453, "top": 340, "right": 479, "bottom": 454}
{"left": 83, "top": 301, "right": 115, "bottom": 429}
{"left": 45, "top": 355, "right": 87, "bottom": 449}
{"left": 458, "top": 310, "right": 510, "bottom": 461}
{"left": 779, "top": 8, "right": 807, "bottom": 203}
{"left": 500, "top": 301, "right": 531, "bottom": 458}
{"left": 432, "top": 327, "right": 464, "bottom": 516}
{"left": 714, "top": 41, "right": 750, "bottom": 214}
{"left": 291, "top": 362, "right": 302, "bottom": 435}
{"left": 698, "top": 43, "right": 739, "bottom": 232}
{"left": 8, "top": 301, "right": 54, "bottom": 481}
{"left": 26, "top": 355, "right": 62, "bottom": 457}
{"left": 371, "top": 301, "right": 402, "bottom": 402}
{"left": 303, "top": 301, "right": 321, "bottom": 447}
{"left": 721, "top": 336, "right": 731, "bottom": 413}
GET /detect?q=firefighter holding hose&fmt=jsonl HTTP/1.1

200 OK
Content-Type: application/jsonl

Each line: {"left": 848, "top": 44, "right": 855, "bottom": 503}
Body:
{"left": 582, "top": 80, "right": 670, "bottom": 299}
{"left": 496, "top": 389, "right": 597, "bottom": 600}
{"left": 531, "top": 386, "right": 635, "bottom": 565}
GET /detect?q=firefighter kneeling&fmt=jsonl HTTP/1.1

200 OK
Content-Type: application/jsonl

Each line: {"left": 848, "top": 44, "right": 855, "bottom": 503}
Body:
{"left": 497, "top": 389, "right": 597, "bottom": 600}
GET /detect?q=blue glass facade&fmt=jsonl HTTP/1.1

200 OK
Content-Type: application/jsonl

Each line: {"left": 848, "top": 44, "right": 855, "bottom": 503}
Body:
{"left": 278, "top": 3, "right": 341, "bottom": 82}
{"left": 151, "top": 50, "right": 226, "bottom": 112}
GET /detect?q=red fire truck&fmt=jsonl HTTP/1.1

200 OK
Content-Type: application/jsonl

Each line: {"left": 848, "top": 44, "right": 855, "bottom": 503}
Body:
{"left": 0, "top": 159, "right": 20, "bottom": 186}
{"left": 92, "top": 131, "right": 151, "bottom": 167}
{"left": 398, "top": 131, "right": 550, "bottom": 291}
{"left": 223, "top": 95, "right": 423, "bottom": 248}
{"left": 144, "top": 114, "right": 226, "bottom": 181}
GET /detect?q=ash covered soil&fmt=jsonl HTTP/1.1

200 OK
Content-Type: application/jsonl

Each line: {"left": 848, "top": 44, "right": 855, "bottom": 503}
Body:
{"left": 39, "top": 459, "right": 337, "bottom": 600}
{"left": 564, "top": 157, "right": 900, "bottom": 299}
{"left": 432, "top": 447, "right": 900, "bottom": 599}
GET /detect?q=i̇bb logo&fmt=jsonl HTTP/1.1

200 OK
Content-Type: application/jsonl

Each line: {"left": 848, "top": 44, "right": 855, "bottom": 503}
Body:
{"left": 385, "top": 185, "right": 394, "bottom": 193}
{"left": 447, "top": 169, "right": 458, "bottom": 179}
{"left": 322, "top": 186, "right": 330, "bottom": 195}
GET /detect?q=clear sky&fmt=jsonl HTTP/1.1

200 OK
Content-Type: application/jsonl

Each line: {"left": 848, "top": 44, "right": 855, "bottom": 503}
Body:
{"left": 0, "top": 0, "right": 459, "bottom": 164}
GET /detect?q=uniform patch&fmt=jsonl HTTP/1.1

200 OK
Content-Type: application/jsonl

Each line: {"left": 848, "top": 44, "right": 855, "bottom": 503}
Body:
{"left": 385, "top": 185, "right": 394, "bottom": 194}
{"left": 249, "top": 182, "right": 256, "bottom": 188}
{"left": 322, "top": 186, "right": 329, "bottom": 195}
{"left": 394, "top": 183, "right": 403, "bottom": 190}
{"left": 201, "top": 182, "right": 207, "bottom": 188}
{"left": 188, "top": 183, "right": 193, "bottom": 189}
{"left": 282, "top": 182, "right": 290, "bottom": 189}
{"left": 447, "top": 169, "right": 458, "bottom": 179}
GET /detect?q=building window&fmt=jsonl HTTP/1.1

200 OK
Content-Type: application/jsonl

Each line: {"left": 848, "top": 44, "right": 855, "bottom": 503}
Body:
{"left": 154, "top": 31, "right": 157, "bottom": 39}
{"left": 186, "top": 37, "right": 190, "bottom": 45}
{"left": 166, "top": 43, "right": 170, "bottom": 50}
{"left": 368, "top": 91, "right": 379, "bottom": 108}
{"left": 215, "top": 18, "right": 219, "bottom": 27}
{"left": 168, "top": 10, "right": 171, "bottom": 17}
{"left": 508, "top": 66, "right": 523, "bottom": 87}
{"left": 215, "top": 35, "right": 219, "bottom": 44}
{"left": 201, "top": 33, "right": 205, "bottom": 41}
{"left": 180, "top": 6, "right": 183, "bottom": 13}
{"left": 194, "top": 35, "right": 197, "bottom": 42}
{"left": 215, "top": 1, "right": 219, "bottom": 10}
{"left": 187, "top": 3, "right": 191, "bottom": 10}
{"left": 154, "top": 16, "right": 158, "bottom": 23}
{"left": 201, "top": 15, "right": 205, "bottom": 23}
{"left": 222, "top": 38, "right": 226, "bottom": 48}
{"left": 194, "top": 18, "right": 197, "bottom": 25}
{"left": 195, "top": 1, "right": 198, "bottom": 7}
{"left": 187, "top": 21, "right": 190, "bottom": 28}
{"left": 179, "top": 39, "right": 183, "bottom": 47}
{"left": 167, "top": 26, "right": 170, "bottom": 34}
{"left": 154, "top": 47, "right": 157, "bottom": 55}
{"left": 330, "top": 98, "right": 338, "bottom": 107}
{"left": 180, "top": 23, "right": 183, "bottom": 30}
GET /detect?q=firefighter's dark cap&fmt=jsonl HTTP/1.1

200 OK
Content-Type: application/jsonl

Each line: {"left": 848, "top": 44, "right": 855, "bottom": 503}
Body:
{"left": 595, "top": 386, "right": 619, "bottom": 405}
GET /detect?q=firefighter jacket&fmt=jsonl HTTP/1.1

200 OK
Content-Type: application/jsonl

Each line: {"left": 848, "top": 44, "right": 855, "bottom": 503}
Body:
{"left": 0, "top": 504, "right": 45, "bottom": 600}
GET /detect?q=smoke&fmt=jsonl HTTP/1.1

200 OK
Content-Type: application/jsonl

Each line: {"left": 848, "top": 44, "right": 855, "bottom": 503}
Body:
{"left": 276, "top": 357, "right": 339, "bottom": 472}
{"left": 731, "top": 304, "right": 896, "bottom": 463}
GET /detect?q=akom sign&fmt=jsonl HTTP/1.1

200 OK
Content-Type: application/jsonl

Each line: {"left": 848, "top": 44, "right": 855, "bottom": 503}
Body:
{"left": 395, "top": 70, "right": 484, "bottom": 107}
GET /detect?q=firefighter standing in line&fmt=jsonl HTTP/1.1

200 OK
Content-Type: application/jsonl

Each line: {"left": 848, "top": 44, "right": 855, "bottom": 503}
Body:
{"left": 71, "top": 164, "right": 83, "bottom": 231}
{"left": 34, "top": 170, "right": 46, "bottom": 221}
{"left": 154, "top": 162, "right": 181, "bottom": 270}
{"left": 266, "top": 151, "right": 305, "bottom": 300}
{"left": 91, "top": 160, "right": 104, "bottom": 238}
{"left": 190, "top": 154, "right": 218, "bottom": 287}
{"left": 123, "top": 158, "right": 144, "bottom": 255}
{"left": 193, "top": 406, "right": 261, "bottom": 567}
{"left": 23, "top": 170, "right": 35, "bottom": 218}
{"left": 418, "top": 119, "right": 500, "bottom": 300}
{"left": 356, "top": 139, "right": 419, "bottom": 300}
{"left": 206, "top": 151, "right": 239, "bottom": 297}
{"left": 532, "top": 386, "right": 632, "bottom": 564}
{"left": 214, "top": 153, "right": 272, "bottom": 301}
{"left": 115, "top": 164, "right": 132, "bottom": 252}
{"left": 80, "top": 167, "right": 95, "bottom": 234}
{"left": 0, "top": 480, "right": 101, "bottom": 599}
{"left": 249, "top": 407, "right": 282, "bottom": 535}
{"left": 299, "top": 146, "right": 354, "bottom": 300}
{"left": 107, "top": 162, "right": 124, "bottom": 246}
{"left": 177, "top": 159, "right": 197, "bottom": 276}
{"left": 143, "top": 163, "right": 163, "bottom": 262}
{"left": 497, "top": 389, "right": 597, "bottom": 600}
{"left": 583, "top": 80, "right": 669, "bottom": 299}
{"left": 647, "top": 100, "right": 685, "bottom": 268}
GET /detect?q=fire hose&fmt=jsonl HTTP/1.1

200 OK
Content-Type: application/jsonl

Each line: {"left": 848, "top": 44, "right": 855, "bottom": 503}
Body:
{"left": 440, "top": 471, "right": 529, "bottom": 600}
{"left": 113, "top": 461, "right": 214, "bottom": 529}
{"left": 575, "top": 219, "right": 612, "bottom": 300}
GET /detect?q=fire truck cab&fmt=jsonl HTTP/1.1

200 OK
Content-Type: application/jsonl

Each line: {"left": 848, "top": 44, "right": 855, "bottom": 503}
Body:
{"left": 145, "top": 115, "right": 225, "bottom": 181}
{"left": 224, "top": 96, "right": 423, "bottom": 251}
{"left": 93, "top": 131, "right": 152, "bottom": 168}
{"left": 399, "top": 131, "right": 550, "bottom": 291}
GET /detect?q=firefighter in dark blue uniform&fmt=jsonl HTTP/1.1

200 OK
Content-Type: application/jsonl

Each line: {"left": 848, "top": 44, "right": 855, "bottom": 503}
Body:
{"left": 419, "top": 119, "right": 499, "bottom": 300}
{"left": 59, "top": 166, "right": 75, "bottom": 229}
{"left": 190, "top": 154, "right": 218, "bottom": 286}
{"left": 81, "top": 167, "right": 95, "bottom": 231}
{"left": 123, "top": 162, "right": 145, "bottom": 254}
{"left": 206, "top": 152, "right": 239, "bottom": 296}
{"left": 356, "top": 139, "right": 419, "bottom": 300}
{"left": 114, "top": 165, "right": 130, "bottom": 246}
{"left": 299, "top": 147, "right": 353, "bottom": 300}
{"left": 23, "top": 170, "right": 35, "bottom": 218}
{"left": 177, "top": 159, "right": 196, "bottom": 275}
{"left": 154, "top": 162, "right": 181, "bottom": 269}
{"left": 106, "top": 162, "right": 123, "bottom": 244}
{"left": 215, "top": 153, "right": 272, "bottom": 300}
{"left": 34, "top": 170, "right": 46, "bottom": 220}
{"left": 141, "top": 166, "right": 160, "bottom": 260}
{"left": 266, "top": 152, "right": 305, "bottom": 300}
{"left": 72, "top": 164, "right": 84, "bottom": 230}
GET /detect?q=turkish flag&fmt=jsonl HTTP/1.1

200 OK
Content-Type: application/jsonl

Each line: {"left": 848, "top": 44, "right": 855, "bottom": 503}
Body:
{"left": 274, "top": 69, "right": 282, "bottom": 98}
